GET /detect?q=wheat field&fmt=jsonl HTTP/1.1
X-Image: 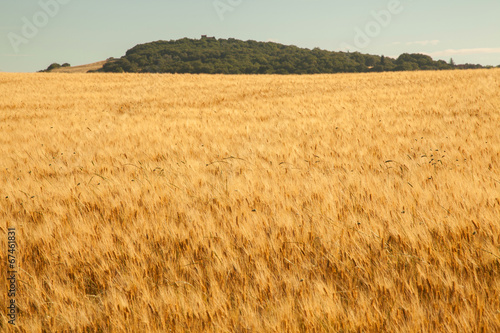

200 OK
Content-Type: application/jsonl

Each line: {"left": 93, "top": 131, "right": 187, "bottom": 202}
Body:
{"left": 0, "top": 70, "right": 499, "bottom": 332}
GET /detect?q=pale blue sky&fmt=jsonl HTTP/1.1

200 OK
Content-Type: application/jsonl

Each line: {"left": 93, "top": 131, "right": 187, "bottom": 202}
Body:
{"left": 1, "top": 0, "right": 499, "bottom": 72}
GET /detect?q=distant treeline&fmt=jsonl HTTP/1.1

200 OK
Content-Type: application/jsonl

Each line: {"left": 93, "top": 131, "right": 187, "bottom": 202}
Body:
{"left": 68, "top": 37, "right": 495, "bottom": 74}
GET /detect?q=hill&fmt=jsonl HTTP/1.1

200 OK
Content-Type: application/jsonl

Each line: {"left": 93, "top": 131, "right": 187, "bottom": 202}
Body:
{"left": 98, "top": 37, "right": 457, "bottom": 74}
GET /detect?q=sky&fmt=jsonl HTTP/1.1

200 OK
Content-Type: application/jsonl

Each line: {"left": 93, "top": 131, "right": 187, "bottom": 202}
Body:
{"left": 1, "top": 0, "right": 499, "bottom": 72}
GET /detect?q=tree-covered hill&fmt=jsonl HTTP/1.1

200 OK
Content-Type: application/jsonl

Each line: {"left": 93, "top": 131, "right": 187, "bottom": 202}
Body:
{"left": 99, "top": 37, "right": 459, "bottom": 74}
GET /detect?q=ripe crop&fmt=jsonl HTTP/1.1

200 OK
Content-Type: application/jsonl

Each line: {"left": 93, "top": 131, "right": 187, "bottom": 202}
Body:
{"left": 0, "top": 70, "right": 499, "bottom": 332}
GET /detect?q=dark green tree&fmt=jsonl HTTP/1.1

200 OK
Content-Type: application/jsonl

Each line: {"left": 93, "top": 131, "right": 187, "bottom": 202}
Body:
{"left": 46, "top": 63, "right": 61, "bottom": 71}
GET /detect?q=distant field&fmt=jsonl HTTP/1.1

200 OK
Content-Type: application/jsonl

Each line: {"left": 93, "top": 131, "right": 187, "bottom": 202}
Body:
{"left": 49, "top": 60, "right": 107, "bottom": 73}
{"left": 0, "top": 70, "right": 499, "bottom": 332}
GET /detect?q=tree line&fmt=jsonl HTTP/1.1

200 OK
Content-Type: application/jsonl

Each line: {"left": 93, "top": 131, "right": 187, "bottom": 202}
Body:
{"left": 45, "top": 37, "right": 497, "bottom": 74}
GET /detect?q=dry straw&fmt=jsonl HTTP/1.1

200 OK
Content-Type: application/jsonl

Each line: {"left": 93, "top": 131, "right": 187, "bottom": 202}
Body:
{"left": 0, "top": 69, "right": 499, "bottom": 332}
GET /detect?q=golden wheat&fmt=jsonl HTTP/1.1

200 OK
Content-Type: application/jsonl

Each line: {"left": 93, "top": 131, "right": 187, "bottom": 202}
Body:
{"left": 0, "top": 70, "right": 499, "bottom": 332}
